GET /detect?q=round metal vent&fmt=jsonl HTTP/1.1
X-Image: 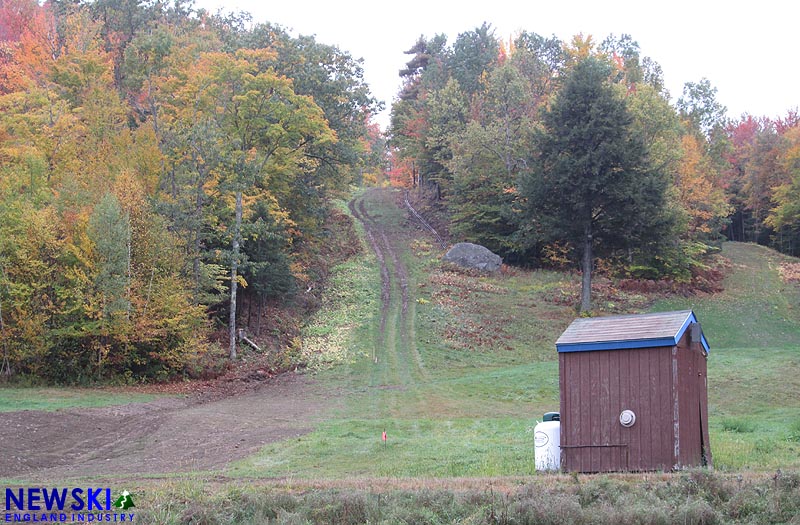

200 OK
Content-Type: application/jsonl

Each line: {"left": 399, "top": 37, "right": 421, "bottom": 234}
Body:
{"left": 619, "top": 409, "right": 636, "bottom": 427}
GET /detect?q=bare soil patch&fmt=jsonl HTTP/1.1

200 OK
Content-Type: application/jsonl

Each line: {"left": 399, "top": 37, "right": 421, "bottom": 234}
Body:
{"left": 1, "top": 373, "right": 333, "bottom": 482}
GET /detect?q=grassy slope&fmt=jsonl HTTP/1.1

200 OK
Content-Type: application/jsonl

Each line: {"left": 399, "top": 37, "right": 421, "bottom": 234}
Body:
{"left": 233, "top": 192, "right": 800, "bottom": 478}
{"left": 653, "top": 242, "right": 800, "bottom": 469}
{"left": 233, "top": 191, "right": 574, "bottom": 478}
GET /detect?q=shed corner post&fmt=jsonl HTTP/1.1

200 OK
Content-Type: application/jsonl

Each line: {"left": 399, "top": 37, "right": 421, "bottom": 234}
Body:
{"left": 558, "top": 350, "right": 567, "bottom": 471}
{"left": 671, "top": 345, "right": 680, "bottom": 469}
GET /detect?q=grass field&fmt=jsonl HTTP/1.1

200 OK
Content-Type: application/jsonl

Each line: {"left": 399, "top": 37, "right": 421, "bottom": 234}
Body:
{"left": 232, "top": 191, "right": 800, "bottom": 479}
{"left": 233, "top": 191, "right": 570, "bottom": 479}
{"left": 0, "top": 386, "right": 164, "bottom": 412}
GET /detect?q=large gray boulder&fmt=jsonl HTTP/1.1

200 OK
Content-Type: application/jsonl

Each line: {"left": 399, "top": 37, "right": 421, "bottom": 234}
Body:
{"left": 443, "top": 243, "right": 502, "bottom": 272}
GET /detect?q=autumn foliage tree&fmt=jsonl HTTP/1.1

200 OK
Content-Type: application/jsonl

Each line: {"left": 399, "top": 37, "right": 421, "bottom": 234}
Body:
{"left": 0, "top": 1, "right": 381, "bottom": 382}
{"left": 389, "top": 23, "right": 800, "bottom": 301}
{"left": 766, "top": 126, "right": 800, "bottom": 253}
{"left": 175, "top": 49, "right": 335, "bottom": 359}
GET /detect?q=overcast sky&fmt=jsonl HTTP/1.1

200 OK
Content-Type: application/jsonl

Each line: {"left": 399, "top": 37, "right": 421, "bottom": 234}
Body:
{"left": 193, "top": 0, "right": 799, "bottom": 130}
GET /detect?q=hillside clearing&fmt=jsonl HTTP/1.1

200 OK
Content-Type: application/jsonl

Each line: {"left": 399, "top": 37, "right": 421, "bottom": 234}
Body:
{"left": 3, "top": 188, "right": 799, "bottom": 486}
{"left": 233, "top": 189, "right": 800, "bottom": 478}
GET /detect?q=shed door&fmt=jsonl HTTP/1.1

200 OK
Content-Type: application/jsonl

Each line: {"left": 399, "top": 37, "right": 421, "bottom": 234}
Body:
{"left": 561, "top": 348, "right": 673, "bottom": 472}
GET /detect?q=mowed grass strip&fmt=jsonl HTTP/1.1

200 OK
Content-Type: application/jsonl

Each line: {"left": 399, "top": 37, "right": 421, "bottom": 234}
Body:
{"left": 230, "top": 417, "right": 537, "bottom": 478}
{"left": 0, "top": 387, "right": 163, "bottom": 412}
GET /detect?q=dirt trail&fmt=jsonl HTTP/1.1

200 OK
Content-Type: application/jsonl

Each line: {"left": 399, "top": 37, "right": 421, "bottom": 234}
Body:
{"left": 349, "top": 198, "right": 391, "bottom": 357}
{"left": 349, "top": 188, "right": 429, "bottom": 384}
{"left": 0, "top": 373, "right": 333, "bottom": 482}
{"left": 1, "top": 188, "right": 432, "bottom": 483}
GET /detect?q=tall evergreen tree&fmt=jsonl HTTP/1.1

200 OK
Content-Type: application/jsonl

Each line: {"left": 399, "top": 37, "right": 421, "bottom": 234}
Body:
{"left": 522, "top": 57, "right": 671, "bottom": 312}
{"left": 88, "top": 192, "right": 131, "bottom": 321}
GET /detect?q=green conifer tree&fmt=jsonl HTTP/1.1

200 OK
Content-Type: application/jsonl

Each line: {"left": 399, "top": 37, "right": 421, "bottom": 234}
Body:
{"left": 522, "top": 57, "right": 672, "bottom": 312}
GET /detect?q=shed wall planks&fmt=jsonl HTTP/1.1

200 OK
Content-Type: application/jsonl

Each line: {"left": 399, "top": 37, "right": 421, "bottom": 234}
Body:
{"left": 560, "top": 345, "right": 677, "bottom": 472}
{"left": 675, "top": 329, "right": 709, "bottom": 467}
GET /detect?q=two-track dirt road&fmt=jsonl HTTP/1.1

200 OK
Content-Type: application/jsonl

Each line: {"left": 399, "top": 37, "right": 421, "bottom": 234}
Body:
{"left": 1, "top": 188, "right": 437, "bottom": 483}
{"left": 349, "top": 188, "right": 430, "bottom": 389}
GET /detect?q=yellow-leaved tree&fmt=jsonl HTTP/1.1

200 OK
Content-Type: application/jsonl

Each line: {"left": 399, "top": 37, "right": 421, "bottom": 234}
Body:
{"left": 163, "top": 48, "right": 336, "bottom": 359}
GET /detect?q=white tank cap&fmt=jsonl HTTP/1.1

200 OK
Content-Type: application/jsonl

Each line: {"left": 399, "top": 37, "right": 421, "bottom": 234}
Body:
{"left": 620, "top": 409, "right": 636, "bottom": 427}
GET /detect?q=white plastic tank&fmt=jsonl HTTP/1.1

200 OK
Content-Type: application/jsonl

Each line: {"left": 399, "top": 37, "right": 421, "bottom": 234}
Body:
{"left": 534, "top": 412, "right": 561, "bottom": 471}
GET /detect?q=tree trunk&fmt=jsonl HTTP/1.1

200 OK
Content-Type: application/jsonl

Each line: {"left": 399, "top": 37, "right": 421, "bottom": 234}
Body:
{"left": 192, "top": 170, "right": 204, "bottom": 298}
{"left": 256, "top": 296, "right": 263, "bottom": 338}
{"left": 0, "top": 284, "right": 10, "bottom": 376}
{"left": 580, "top": 226, "right": 593, "bottom": 313}
{"left": 126, "top": 218, "right": 132, "bottom": 321}
{"left": 229, "top": 191, "right": 243, "bottom": 360}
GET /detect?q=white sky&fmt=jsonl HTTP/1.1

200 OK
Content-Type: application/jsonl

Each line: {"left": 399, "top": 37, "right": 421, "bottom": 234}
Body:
{"left": 193, "top": 0, "right": 799, "bottom": 130}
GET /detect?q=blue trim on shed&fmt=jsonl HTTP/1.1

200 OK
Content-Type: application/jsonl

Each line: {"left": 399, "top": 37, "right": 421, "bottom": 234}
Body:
{"left": 556, "top": 310, "right": 710, "bottom": 354}
{"left": 557, "top": 337, "right": 679, "bottom": 353}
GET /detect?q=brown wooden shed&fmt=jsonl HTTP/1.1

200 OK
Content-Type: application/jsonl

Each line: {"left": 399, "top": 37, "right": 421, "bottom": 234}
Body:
{"left": 556, "top": 310, "right": 712, "bottom": 473}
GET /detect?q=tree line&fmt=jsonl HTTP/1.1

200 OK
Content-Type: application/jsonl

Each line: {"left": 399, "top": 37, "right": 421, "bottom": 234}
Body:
{"left": 389, "top": 26, "right": 800, "bottom": 309}
{"left": 0, "top": 0, "right": 384, "bottom": 382}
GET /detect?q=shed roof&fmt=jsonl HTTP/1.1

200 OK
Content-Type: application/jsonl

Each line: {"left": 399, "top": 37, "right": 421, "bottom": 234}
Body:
{"left": 556, "top": 310, "right": 710, "bottom": 353}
